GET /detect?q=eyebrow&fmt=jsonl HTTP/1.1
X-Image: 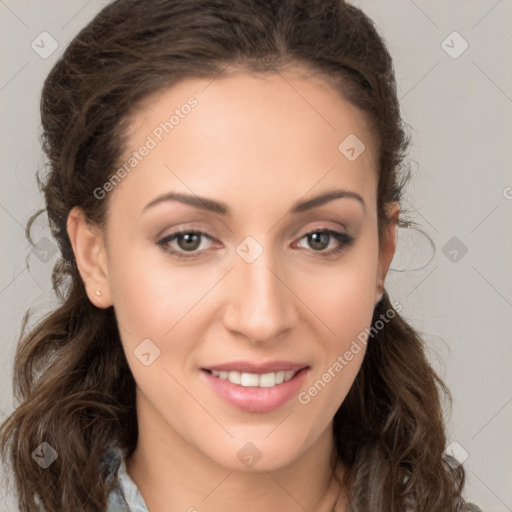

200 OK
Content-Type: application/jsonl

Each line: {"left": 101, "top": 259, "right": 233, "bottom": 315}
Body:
{"left": 142, "top": 188, "right": 366, "bottom": 215}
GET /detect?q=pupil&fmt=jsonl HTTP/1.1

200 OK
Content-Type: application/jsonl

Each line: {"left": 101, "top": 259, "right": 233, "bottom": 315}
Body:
{"left": 180, "top": 233, "right": 200, "bottom": 251}
{"left": 309, "top": 232, "right": 328, "bottom": 250}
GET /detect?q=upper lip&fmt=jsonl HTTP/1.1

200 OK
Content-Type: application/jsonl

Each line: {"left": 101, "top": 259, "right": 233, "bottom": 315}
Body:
{"left": 202, "top": 361, "right": 309, "bottom": 374}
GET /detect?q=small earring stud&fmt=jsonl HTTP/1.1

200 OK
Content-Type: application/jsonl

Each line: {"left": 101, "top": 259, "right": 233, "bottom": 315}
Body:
{"left": 94, "top": 290, "right": 102, "bottom": 296}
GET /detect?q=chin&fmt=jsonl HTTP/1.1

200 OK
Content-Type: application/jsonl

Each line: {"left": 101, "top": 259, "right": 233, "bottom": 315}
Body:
{"left": 201, "top": 434, "right": 307, "bottom": 473}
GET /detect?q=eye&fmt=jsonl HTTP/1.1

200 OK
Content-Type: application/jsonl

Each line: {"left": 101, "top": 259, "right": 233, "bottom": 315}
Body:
{"left": 294, "top": 229, "right": 354, "bottom": 256}
{"left": 156, "top": 230, "right": 217, "bottom": 259}
{"left": 156, "top": 228, "right": 355, "bottom": 260}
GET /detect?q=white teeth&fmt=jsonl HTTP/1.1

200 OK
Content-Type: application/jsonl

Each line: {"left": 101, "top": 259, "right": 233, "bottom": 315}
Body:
{"left": 240, "top": 373, "right": 259, "bottom": 387}
{"left": 228, "top": 371, "right": 241, "bottom": 384}
{"left": 284, "top": 370, "right": 295, "bottom": 381}
{"left": 275, "top": 371, "right": 285, "bottom": 384}
{"left": 209, "top": 369, "right": 299, "bottom": 387}
{"left": 259, "top": 372, "right": 276, "bottom": 388}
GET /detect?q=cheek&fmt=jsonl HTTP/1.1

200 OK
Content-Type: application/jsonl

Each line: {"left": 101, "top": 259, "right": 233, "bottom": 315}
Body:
{"left": 109, "top": 249, "right": 202, "bottom": 407}
{"left": 316, "top": 270, "right": 375, "bottom": 324}
{"left": 293, "top": 241, "right": 378, "bottom": 415}
{"left": 294, "top": 246, "right": 378, "bottom": 341}
{"left": 107, "top": 241, "right": 205, "bottom": 339}
{"left": 106, "top": 239, "right": 218, "bottom": 391}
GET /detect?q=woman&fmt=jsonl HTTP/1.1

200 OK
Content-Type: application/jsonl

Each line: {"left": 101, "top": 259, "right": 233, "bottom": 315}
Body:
{"left": 0, "top": 0, "right": 483, "bottom": 510}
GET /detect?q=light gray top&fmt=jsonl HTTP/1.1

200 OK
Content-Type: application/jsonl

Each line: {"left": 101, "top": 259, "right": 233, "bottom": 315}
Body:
{"left": 104, "top": 445, "right": 149, "bottom": 512}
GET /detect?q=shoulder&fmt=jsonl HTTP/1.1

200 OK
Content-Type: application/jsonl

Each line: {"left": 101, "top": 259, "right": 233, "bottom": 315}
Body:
{"left": 465, "top": 504, "right": 484, "bottom": 512}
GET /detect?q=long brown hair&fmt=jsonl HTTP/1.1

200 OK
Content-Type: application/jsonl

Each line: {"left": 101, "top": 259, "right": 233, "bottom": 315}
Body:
{"left": 1, "top": 0, "right": 467, "bottom": 510}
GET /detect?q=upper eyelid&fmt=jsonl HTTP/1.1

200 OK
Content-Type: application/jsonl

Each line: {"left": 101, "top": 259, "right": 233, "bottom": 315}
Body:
{"left": 159, "top": 225, "right": 348, "bottom": 241}
{"left": 160, "top": 217, "right": 349, "bottom": 238}
{"left": 158, "top": 226, "right": 349, "bottom": 253}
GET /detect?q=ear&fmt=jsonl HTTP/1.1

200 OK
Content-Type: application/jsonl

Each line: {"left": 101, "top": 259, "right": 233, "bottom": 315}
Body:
{"left": 67, "top": 206, "right": 112, "bottom": 308}
{"left": 375, "top": 201, "right": 400, "bottom": 304}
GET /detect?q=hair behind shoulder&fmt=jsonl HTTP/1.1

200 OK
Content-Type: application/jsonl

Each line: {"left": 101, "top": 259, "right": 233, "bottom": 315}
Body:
{"left": 1, "top": 0, "right": 467, "bottom": 510}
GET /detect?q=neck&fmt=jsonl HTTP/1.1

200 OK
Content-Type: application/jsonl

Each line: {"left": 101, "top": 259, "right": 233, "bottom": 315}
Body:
{"left": 125, "top": 390, "right": 347, "bottom": 512}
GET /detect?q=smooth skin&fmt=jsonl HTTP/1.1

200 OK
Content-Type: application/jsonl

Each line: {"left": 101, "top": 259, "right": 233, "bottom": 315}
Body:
{"left": 67, "top": 67, "right": 399, "bottom": 512}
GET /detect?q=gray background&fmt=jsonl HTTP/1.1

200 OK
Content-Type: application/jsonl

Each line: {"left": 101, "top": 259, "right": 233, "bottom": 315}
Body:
{"left": 1, "top": 1, "right": 511, "bottom": 510}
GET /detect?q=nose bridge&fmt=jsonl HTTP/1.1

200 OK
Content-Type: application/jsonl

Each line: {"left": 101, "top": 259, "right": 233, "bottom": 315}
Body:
{"left": 223, "top": 239, "right": 296, "bottom": 342}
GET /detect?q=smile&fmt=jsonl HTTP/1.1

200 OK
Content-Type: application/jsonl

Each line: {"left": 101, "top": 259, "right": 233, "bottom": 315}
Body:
{"left": 201, "top": 364, "right": 310, "bottom": 413}
{"left": 206, "top": 369, "right": 299, "bottom": 388}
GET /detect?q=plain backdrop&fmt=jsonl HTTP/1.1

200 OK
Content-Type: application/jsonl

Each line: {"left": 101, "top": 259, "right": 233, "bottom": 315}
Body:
{"left": 1, "top": 1, "right": 511, "bottom": 510}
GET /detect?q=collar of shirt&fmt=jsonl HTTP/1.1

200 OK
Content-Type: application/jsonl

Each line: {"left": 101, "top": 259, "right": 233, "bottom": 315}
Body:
{"left": 104, "top": 444, "right": 149, "bottom": 512}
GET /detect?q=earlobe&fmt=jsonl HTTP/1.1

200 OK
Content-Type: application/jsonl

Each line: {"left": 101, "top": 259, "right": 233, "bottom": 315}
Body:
{"left": 66, "top": 206, "right": 112, "bottom": 308}
{"left": 375, "top": 202, "right": 400, "bottom": 304}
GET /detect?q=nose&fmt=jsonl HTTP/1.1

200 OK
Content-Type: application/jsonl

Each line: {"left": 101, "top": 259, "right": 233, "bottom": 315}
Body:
{"left": 221, "top": 245, "right": 297, "bottom": 344}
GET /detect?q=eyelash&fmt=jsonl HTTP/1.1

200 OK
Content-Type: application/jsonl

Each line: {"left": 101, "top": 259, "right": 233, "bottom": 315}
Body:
{"left": 156, "top": 228, "right": 355, "bottom": 260}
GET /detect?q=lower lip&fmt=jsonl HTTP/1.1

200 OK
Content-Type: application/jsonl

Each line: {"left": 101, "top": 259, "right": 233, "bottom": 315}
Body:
{"left": 201, "top": 368, "right": 309, "bottom": 413}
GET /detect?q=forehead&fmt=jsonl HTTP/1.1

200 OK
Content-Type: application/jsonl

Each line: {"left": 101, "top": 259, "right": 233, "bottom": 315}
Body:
{"left": 110, "top": 70, "right": 378, "bottom": 217}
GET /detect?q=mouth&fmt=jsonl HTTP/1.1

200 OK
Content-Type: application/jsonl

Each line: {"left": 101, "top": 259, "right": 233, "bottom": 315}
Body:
{"left": 203, "top": 368, "right": 301, "bottom": 388}
{"left": 200, "top": 362, "right": 310, "bottom": 413}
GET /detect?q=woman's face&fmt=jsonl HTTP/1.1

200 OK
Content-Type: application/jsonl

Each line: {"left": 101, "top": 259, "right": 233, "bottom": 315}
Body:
{"left": 71, "top": 69, "right": 397, "bottom": 471}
